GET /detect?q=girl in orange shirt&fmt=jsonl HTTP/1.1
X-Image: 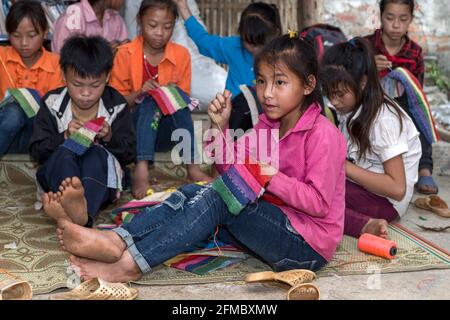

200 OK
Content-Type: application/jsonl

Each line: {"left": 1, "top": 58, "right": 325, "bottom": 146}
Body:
{"left": 0, "top": 1, "right": 63, "bottom": 157}
{"left": 110, "top": 0, "right": 212, "bottom": 199}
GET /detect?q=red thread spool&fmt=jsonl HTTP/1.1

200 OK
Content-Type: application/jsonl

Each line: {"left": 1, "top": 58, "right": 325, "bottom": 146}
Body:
{"left": 358, "top": 233, "right": 397, "bottom": 260}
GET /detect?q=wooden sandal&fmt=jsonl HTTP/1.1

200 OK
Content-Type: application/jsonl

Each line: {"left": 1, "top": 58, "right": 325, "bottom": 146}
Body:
{"left": 0, "top": 269, "right": 32, "bottom": 300}
{"left": 50, "top": 278, "right": 138, "bottom": 300}
{"left": 427, "top": 196, "right": 450, "bottom": 218}
{"left": 415, "top": 196, "right": 450, "bottom": 218}
{"left": 287, "top": 283, "right": 320, "bottom": 300}
{"left": 245, "top": 269, "right": 316, "bottom": 287}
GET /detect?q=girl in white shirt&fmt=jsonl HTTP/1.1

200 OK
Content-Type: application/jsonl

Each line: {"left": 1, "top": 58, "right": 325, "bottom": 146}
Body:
{"left": 320, "top": 37, "right": 421, "bottom": 238}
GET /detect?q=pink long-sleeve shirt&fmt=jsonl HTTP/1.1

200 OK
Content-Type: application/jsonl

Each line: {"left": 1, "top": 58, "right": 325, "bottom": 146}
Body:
{"left": 208, "top": 103, "right": 346, "bottom": 261}
{"left": 51, "top": 0, "right": 128, "bottom": 53}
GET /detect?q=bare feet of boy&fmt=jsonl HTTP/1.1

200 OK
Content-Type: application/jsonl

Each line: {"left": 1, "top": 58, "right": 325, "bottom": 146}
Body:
{"left": 69, "top": 251, "right": 142, "bottom": 283}
{"left": 361, "top": 218, "right": 389, "bottom": 239}
{"left": 186, "top": 164, "right": 213, "bottom": 183}
{"left": 42, "top": 192, "right": 72, "bottom": 223}
{"left": 58, "top": 177, "right": 88, "bottom": 226}
{"left": 132, "top": 161, "right": 151, "bottom": 200}
{"left": 57, "top": 219, "right": 126, "bottom": 263}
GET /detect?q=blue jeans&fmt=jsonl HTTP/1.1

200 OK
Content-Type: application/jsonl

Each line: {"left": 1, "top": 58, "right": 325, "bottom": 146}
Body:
{"left": 0, "top": 101, "right": 33, "bottom": 156}
{"left": 36, "top": 145, "right": 117, "bottom": 227}
{"left": 114, "top": 184, "right": 327, "bottom": 274}
{"left": 132, "top": 97, "right": 197, "bottom": 163}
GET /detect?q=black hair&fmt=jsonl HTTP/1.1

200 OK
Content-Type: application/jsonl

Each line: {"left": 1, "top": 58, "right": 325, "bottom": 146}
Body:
{"left": 137, "top": 0, "right": 178, "bottom": 22}
{"left": 60, "top": 35, "right": 113, "bottom": 78}
{"left": 380, "top": 0, "right": 415, "bottom": 16}
{"left": 5, "top": 0, "right": 48, "bottom": 34}
{"left": 320, "top": 37, "right": 404, "bottom": 160}
{"left": 254, "top": 34, "right": 322, "bottom": 113}
{"left": 239, "top": 2, "right": 282, "bottom": 48}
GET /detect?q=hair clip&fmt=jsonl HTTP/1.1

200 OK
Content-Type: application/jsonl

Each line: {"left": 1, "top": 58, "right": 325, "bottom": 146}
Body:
{"left": 287, "top": 30, "right": 297, "bottom": 39}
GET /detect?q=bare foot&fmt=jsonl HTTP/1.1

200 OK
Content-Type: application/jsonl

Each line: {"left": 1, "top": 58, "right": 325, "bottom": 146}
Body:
{"left": 186, "top": 164, "right": 213, "bottom": 183}
{"left": 42, "top": 192, "right": 72, "bottom": 223}
{"left": 58, "top": 219, "right": 126, "bottom": 263}
{"left": 133, "top": 161, "right": 151, "bottom": 200}
{"left": 70, "top": 251, "right": 142, "bottom": 283}
{"left": 59, "top": 177, "right": 88, "bottom": 226}
{"left": 361, "top": 218, "right": 389, "bottom": 239}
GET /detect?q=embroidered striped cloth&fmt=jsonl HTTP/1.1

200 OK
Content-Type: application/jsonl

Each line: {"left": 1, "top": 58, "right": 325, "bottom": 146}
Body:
{"left": 147, "top": 85, "right": 199, "bottom": 116}
{"left": 62, "top": 117, "right": 105, "bottom": 156}
{"left": 0, "top": 88, "right": 41, "bottom": 118}
{"left": 382, "top": 67, "right": 440, "bottom": 144}
{"left": 212, "top": 160, "right": 272, "bottom": 215}
{"left": 164, "top": 240, "right": 248, "bottom": 275}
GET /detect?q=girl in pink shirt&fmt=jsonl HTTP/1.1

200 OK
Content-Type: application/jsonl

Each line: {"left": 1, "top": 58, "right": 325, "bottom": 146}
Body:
{"left": 51, "top": 0, "right": 128, "bottom": 53}
{"left": 47, "top": 34, "right": 347, "bottom": 283}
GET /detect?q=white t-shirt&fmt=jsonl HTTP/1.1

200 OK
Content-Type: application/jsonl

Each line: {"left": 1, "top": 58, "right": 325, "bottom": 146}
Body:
{"left": 338, "top": 103, "right": 421, "bottom": 216}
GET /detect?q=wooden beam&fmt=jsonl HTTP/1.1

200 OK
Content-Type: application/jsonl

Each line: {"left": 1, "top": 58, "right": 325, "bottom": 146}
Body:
{"left": 298, "top": 0, "right": 321, "bottom": 29}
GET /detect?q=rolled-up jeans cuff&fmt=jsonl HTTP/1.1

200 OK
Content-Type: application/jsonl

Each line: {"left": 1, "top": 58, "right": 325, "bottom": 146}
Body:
{"left": 112, "top": 227, "right": 151, "bottom": 274}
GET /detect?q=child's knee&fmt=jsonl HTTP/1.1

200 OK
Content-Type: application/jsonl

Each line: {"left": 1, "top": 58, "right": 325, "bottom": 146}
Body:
{"left": 0, "top": 103, "right": 26, "bottom": 132}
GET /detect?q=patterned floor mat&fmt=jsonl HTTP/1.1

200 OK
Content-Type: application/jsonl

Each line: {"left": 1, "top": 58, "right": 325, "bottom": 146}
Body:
{"left": 0, "top": 161, "right": 449, "bottom": 294}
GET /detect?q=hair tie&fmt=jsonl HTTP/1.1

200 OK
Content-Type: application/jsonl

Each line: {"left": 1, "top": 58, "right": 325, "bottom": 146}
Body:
{"left": 348, "top": 38, "right": 357, "bottom": 48}
{"left": 287, "top": 30, "right": 297, "bottom": 39}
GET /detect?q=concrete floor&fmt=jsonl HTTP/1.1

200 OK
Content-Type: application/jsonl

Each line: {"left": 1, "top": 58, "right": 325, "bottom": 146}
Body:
{"left": 35, "top": 143, "right": 450, "bottom": 300}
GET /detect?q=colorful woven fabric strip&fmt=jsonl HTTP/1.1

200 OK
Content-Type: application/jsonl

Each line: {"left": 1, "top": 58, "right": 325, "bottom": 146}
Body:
{"left": 62, "top": 117, "right": 105, "bottom": 155}
{"left": 234, "top": 164, "right": 264, "bottom": 196}
{"left": 212, "top": 161, "right": 272, "bottom": 215}
{"left": 385, "top": 67, "right": 439, "bottom": 144}
{"left": 212, "top": 177, "right": 246, "bottom": 215}
{"left": 225, "top": 166, "right": 257, "bottom": 201}
{"left": 147, "top": 85, "right": 197, "bottom": 116}
{"left": 7, "top": 88, "right": 41, "bottom": 118}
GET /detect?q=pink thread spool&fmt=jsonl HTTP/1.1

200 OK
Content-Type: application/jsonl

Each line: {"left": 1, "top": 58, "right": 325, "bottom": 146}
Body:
{"left": 358, "top": 233, "right": 397, "bottom": 260}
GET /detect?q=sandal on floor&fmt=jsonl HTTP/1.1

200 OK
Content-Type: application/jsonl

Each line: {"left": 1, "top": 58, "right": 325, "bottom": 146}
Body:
{"left": 245, "top": 269, "right": 316, "bottom": 287}
{"left": 415, "top": 176, "right": 439, "bottom": 195}
{"left": 427, "top": 196, "right": 450, "bottom": 218}
{"left": 0, "top": 269, "right": 33, "bottom": 300}
{"left": 50, "top": 278, "right": 138, "bottom": 300}
{"left": 287, "top": 283, "right": 320, "bottom": 300}
{"left": 415, "top": 196, "right": 450, "bottom": 218}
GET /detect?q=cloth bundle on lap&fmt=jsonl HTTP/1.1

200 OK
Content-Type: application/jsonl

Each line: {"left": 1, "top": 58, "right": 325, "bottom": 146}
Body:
{"left": 0, "top": 88, "right": 41, "bottom": 118}
{"left": 382, "top": 67, "right": 440, "bottom": 144}
{"left": 212, "top": 159, "right": 272, "bottom": 215}
{"left": 136, "top": 85, "right": 199, "bottom": 116}
{"left": 147, "top": 85, "right": 199, "bottom": 116}
{"left": 62, "top": 117, "right": 105, "bottom": 156}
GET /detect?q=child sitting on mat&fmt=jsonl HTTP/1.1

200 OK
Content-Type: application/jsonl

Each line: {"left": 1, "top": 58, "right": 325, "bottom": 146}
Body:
{"left": 46, "top": 33, "right": 346, "bottom": 283}
{"left": 321, "top": 37, "right": 421, "bottom": 238}
{"left": 0, "top": 1, "right": 63, "bottom": 157}
{"left": 109, "top": 0, "right": 212, "bottom": 200}
{"left": 364, "top": 0, "right": 438, "bottom": 195}
{"left": 30, "top": 35, "right": 135, "bottom": 228}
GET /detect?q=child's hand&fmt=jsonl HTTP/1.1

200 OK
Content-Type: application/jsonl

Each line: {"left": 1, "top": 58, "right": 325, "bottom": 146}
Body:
{"left": 208, "top": 90, "right": 232, "bottom": 130}
{"left": 97, "top": 122, "right": 112, "bottom": 142}
{"left": 173, "top": 0, "right": 192, "bottom": 20}
{"left": 141, "top": 79, "right": 160, "bottom": 93}
{"left": 375, "top": 55, "right": 393, "bottom": 72}
{"left": 65, "top": 120, "right": 83, "bottom": 139}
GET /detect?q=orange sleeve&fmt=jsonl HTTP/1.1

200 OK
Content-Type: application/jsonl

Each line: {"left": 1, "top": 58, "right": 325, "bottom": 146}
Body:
{"left": 35, "top": 54, "right": 64, "bottom": 96}
{"left": 177, "top": 48, "right": 191, "bottom": 96}
{"left": 109, "top": 47, "right": 133, "bottom": 96}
